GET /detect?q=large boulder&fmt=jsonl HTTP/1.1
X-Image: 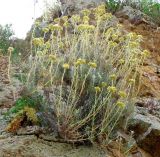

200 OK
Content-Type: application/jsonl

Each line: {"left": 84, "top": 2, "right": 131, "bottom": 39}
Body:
{"left": 128, "top": 103, "right": 160, "bottom": 157}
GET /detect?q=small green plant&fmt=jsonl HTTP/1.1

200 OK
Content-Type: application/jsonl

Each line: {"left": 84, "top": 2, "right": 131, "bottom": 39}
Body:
{"left": 106, "top": 0, "right": 121, "bottom": 13}
{"left": 5, "top": 93, "right": 44, "bottom": 132}
{"left": 6, "top": 93, "right": 43, "bottom": 115}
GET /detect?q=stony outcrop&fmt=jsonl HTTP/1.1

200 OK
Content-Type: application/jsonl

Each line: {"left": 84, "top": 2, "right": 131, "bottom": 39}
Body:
{"left": 60, "top": 0, "right": 106, "bottom": 15}
{"left": 128, "top": 106, "right": 160, "bottom": 157}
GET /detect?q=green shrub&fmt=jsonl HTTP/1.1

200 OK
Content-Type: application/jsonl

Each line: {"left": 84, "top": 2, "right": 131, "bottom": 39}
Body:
{"left": 0, "top": 24, "right": 14, "bottom": 54}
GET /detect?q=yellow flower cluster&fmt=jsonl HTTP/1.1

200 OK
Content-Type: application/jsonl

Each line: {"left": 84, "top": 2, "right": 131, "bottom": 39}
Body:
{"left": 141, "top": 50, "right": 150, "bottom": 57}
{"left": 77, "top": 24, "right": 95, "bottom": 32}
{"left": 101, "top": 82, "right": 107, "bottom": 87}
{"left": 49, "top": 54, "right": 57, "bottom": 61}
{"left": 74, "top": 58, "right": 86, "bottom": 66}
{"left": 48, "top": 24, "right": 63, "bottom": 31}
{"left": 100, "top": 13, "right": 112, "bottom": 20}
{"left": 105, "top": 27, "right": 114, "bottom": 35}
{"left": 95, "top": 4, "right": 106, "bottom": 16}
{"left": 116, "top": 101, "right": 126, "bottom": 108}
{"left": 24, "top": 107, "right": 38, "bottom": 124}
{"left": 95, "top": 86, "right": 101, "bottom": 93}
{"left": 109, "top": 74, "right": 117, "bottom": 80}
{"left": 32, "top": 38, "right": 44, "bottom": 46}
{"left": 112, "top": 34, "right": 119, "bottom": 41}
{"left": 54, "top": 18, "right": 60, "bottom": 23}
{"left": 62, "top": 16, "right": 68, "bottom": 22}
{"left": 88, "top": 62, "right": 97, "bottom": 68}
{"left": 37, "top": 51, "right": 44, "bottom": 56}
{"left": 118, "top": 91, "right": 127, "bottom": 98}
{"left": 63, "top": 21, "right": 70, "bottom": 27}
{"left": 71, "top": 15, "right": 81, "bottom": 23}
{"left": 129, "top": 79, "right": 135, "bottom": 84}
{"left": 42, "top": 27, "right": 49, "bottom": 33}
{"left": 119, "top": 59, "right": 125, "bottom": 64}
{"left": 8, "top": 47, "right": 14, "bottom": 52}
{"left": 81, "top": 9, "right": 91, "bottom": 16}
{"left": 108, "top": 41, "right": 118, "bottom": 47}
{"left": 128, "top": 42, "right": 139, "bottom": 49}
{"left": 83, "top": 16, "right": 90, "bottom": 24}
{"left": 107, "top": 86, "right": 117, "bottom": 93}
{"left": 63, "top": 63, "right": 70, "bottom": 69}
{"left": 119, "top": 37, "right": 125, "bottom": 42}
{"left": 126, "top": 32, "right": 142, "bottom": 42}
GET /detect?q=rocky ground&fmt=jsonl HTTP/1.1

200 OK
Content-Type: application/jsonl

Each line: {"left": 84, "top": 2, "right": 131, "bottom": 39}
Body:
{"left": 0, "top": 2, "right": 160, "bottom": 157}
{"left": 116, "top": 6, "right": 160, "bottom": 157}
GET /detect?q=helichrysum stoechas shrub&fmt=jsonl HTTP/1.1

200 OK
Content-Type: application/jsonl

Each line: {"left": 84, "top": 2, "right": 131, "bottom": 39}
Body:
{"left": 24, "top": 4, "right": 149, "bottom": 143}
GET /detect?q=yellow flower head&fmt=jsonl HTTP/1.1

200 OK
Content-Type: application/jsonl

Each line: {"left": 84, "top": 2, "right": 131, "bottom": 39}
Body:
{"left": 119, "top": 59, "right": 125, "bottom": 64}
{"left": 83, "top": 16, "right": 90, "bottom": 24}
{"left": 77, "top": 58, "right": 86, "bottom": 64}
{"left": 137, "top": 35, "right": 143, "bottom": 41}
{"left": 116, "top": 101, "right": 126, "bottom": 108}
{"left": 63, "top": 63, "right": 70, "bottom": 69}
{"left": 62, "top": 16, "right": 68, "bottom": 22}
{"left": 54, "top": 18, "right": 60, "bottom": 23}
{"left": 107, "top": 86, "right": 117, "bottom": 93}
{"left": 88, "top": 62, "right": 97, "bottom": 68}
{"left": 71, "top": 15, "right": 81, "bottom": 23}
{"left": 48, "top": 24, "right": 63, "bottom": 31}
{"left": 117, "top": 24, "right": 123, "bottom": 28}
{"left": 112, "top": 34, "right": 118, "bottom": 41}
{"left": 105, "top": 27, "right": 114, "bottom": 35}
{"left": 8, "top": 47, "right": 14, "bottom": 52}
{"left": 95, "top": 4, "right": 106, "bottom": 16}
{"left": 74, "top": 60, "right": 81, "bottom": 66}
{"left": 37, "top": 51, "right": 44, "bottom": 56}
{"left": 119, "top": 37, "right": 125, "bottom": 42}
{"left": 77, "top": 24, "right": 95, "bottom": 32}
{"left": 63, "top": 21, "right": 70, "bottom": 27}
{"left": 109, "top": 74, "right": 116, "bottom": 80}
{"left": 95, "top": 86, "right": 101, "bottom": 93}
{"left": 101, "top": 13, "right": 112, "bottom": 20}
{"left": 129, "top": 42, "right": 139, "bottom": 48}
{"left": 129, "top": 79, "right": 135, "bottom": 84}
{"left": 108, "top": 41, "right": 118, "bottom": 47}
{"left": 32, "top": 38, "right": 44, "bottom": 46}
{"left": 49, "top": 54, "right": 57, "bottom": 61}
{"left": 42, "top": 28, "right": 49, "bottom": 33}
{"left": 118, "top": 91, "right": 127, "bottom": 98}
{"left": 75, "top": 58, "right": 86, "bottom": 66}
{"left": 101, "top": 82, "right": 107, "bottom": 87}
{"left": 141, "top": 50, "right": 150, "bottom": 58}
{"left": 24, "top": 107, "right": 38, "bottom": 123}
{"left": 81, "top": 9, "right": 91, "bottom": 16}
